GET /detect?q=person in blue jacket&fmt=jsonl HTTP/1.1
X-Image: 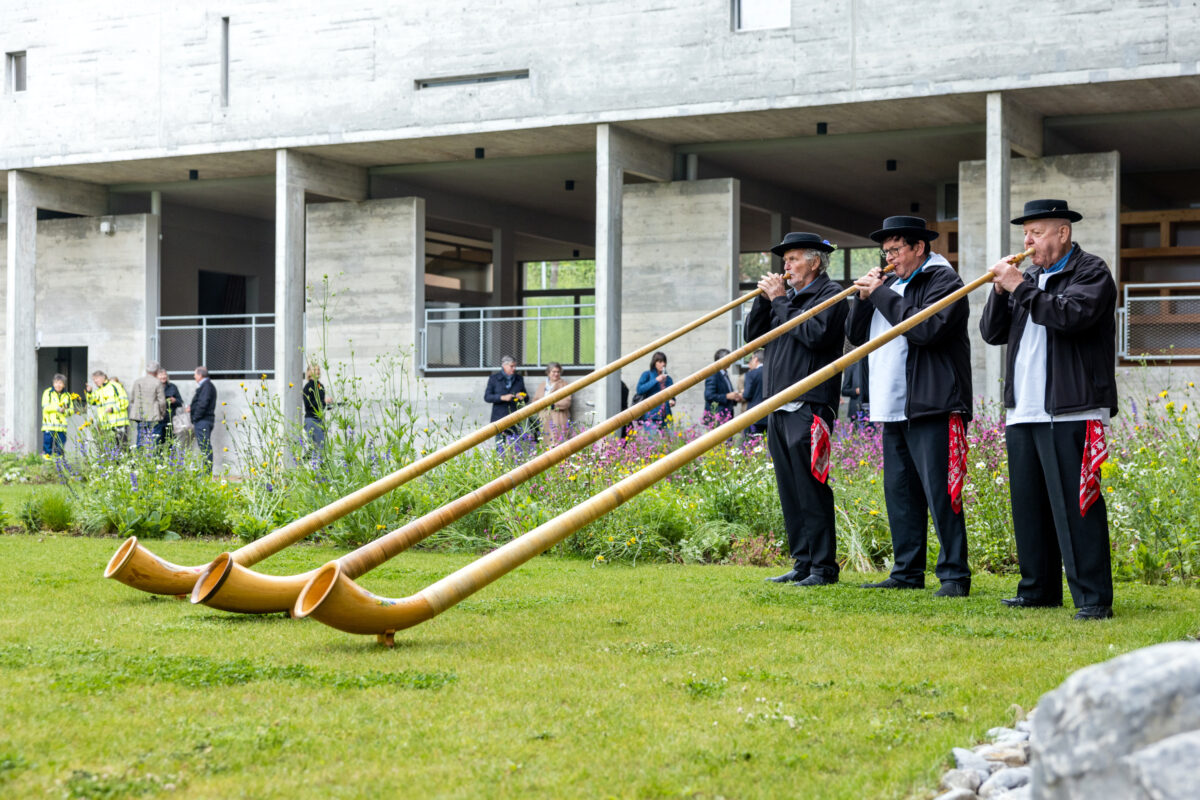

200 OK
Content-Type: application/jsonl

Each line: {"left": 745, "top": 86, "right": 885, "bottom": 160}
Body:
{"left": 742, "top": 350, "right": 765, "bottom": 434}
{"left": 483, "top": 355, "right": 529, "bottom": 454}
{"left": 634, "top": 351, "right": 674, "bottom": 431}
{"left": 703, "top": 348, "right": 743, "bottom": 425}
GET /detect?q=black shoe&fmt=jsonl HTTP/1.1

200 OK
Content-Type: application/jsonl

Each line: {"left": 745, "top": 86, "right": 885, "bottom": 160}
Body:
{"left": 859, "top": 577, "right": 921, "bottom": 590}
{"left": 794, "top": 574, "right": 837, "bottom": 587}
{"left": 1000, "top": 596, "right": 1062, "bottom": 608}
{"left": 933, "top": 582, "right": 969, "bottom": 598}
{"left": 765, "top": 569, "right": 800, "bottom": 583}
{"left": 1074, "top": 605, "right": 1114, "bottom": 620}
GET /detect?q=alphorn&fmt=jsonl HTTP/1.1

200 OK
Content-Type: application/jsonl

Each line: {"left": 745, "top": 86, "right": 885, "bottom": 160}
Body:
{"left": 294, "top": 253, "right": 1029, "bottom": 644}
{"left": 105, "top": 286, "right": 772, "bottom": 598}
{"left": 192, "top": 266, "right": 885, "bottom": 613}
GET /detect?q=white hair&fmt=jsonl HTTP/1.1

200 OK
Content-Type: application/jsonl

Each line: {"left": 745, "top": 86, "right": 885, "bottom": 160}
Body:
{"left": 803, "top": 249, "right": 830, "bottom": 273}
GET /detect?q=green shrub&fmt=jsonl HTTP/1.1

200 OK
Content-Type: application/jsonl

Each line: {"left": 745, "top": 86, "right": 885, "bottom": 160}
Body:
{"left": 35, "top": 488, "right": 74, "bottom": 532}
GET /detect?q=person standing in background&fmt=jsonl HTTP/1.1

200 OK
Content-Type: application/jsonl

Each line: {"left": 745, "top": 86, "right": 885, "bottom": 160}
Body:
{"left": 154, "top": 368, "right": 182, "bottom": 445}
{"left": 534, "top": 362, "right": 572, "bottom": 442}
{"left": 86, "top": 370, "right": 130, "bottom": 451}
{"left": 484, "top": 356, "right": 529, "bottom": 455}
{"left": 703, "top": 348, "right": 742, "bottom": 425}
{"left": 128, "top": 361, "right": 166, "bottom": 449}
{"left": 303, "top": 364, "right": 332, "bottom": 459}
{"left": 187, "top": 366, "right": 217, "bottom": 473}
{"left": 41, "top": 374, "right": 73, "bottom": 458}
{"left": 634, "top": 351, "right": 675, "bottom": 432}
{"left": 742, "top": 350, "right": 765, "bottom": 435}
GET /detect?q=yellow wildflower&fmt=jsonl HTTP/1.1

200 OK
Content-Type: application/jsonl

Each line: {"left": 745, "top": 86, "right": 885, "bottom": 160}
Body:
{"left": 1159, "top": 390, "right": 1169, "bottom": 398}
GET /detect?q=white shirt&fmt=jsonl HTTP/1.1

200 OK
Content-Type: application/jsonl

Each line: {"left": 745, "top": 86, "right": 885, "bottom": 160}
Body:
{"left": 1006, "top": 271, "right": 1107, "bottom": 426}
{"left": 867, "top": 276, "right": 914, "bottom": 423}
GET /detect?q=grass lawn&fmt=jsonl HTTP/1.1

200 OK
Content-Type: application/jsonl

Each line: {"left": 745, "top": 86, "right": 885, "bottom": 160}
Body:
{"left": 0, "top": 534, "right": 1196, "bottom": 799}
{"left": 0, "top": 483, "right": 39, "bottom": 522}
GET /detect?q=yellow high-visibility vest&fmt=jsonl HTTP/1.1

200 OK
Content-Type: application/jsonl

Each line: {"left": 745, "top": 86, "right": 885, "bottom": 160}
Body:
{"left": 41, "top": 388, "right": 73, "bottom": 433}
{"left": 87, "top": 382, "right": 130, "bottom": 431}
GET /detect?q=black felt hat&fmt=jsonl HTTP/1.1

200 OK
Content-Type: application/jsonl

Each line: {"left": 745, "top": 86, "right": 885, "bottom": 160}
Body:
{"left": 1010, "top": 199, "right": 1083, "bottom": 225}
{"left": 770, "top": 232, "right": 836, "bottom": 256}
{"left": 869, "top": 215, "right": 939, "bottom": 243}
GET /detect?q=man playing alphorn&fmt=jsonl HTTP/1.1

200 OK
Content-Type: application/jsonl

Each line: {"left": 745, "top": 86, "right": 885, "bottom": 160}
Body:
{"left": 745, "top": 232, "right": 848, "bottom": 587}
{"left": 980, "top": 199, "right": 1118, "bottom": 620}
{"left": 848, "top": 216, "right": 973, "bottom": 597}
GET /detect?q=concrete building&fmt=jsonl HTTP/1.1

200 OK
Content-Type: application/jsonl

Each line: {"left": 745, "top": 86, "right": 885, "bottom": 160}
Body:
{"left": 3, "top": 1, "right": 1199, "bottom": 466}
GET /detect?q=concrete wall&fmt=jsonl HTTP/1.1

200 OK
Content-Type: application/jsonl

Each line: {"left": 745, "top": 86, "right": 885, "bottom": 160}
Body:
{"left": 4, "top": 2, "right": 1199, "bottom": 169}
{"left": 304, "top": 196, "right": 423, "bottom": 370}
{"left": 958, "top": 152, "right": 1120, "bottom": 400}
{"left": 0, "top": 222, "right": 6, "bottom": 433}
{"left": 35, "top": 213, "right": 157, "bottom": 387}
{"left": 160, "top": 203, "right": 274, "bottom": 317}
{"left": 0, "top": 214, "right": 156, "bottom": 448}
{"left": 620, "top": 178, "right": 739, "bottom": 426}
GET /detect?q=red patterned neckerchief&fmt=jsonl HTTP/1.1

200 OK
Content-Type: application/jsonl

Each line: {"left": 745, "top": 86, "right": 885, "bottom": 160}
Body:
{"left": 1080, "top": 420, "right": 1108, "bottom": 517}
{"left": 810, "top": 415, "right": 831, "bottom": 483}
{"left": 948, "top": 412, "right": 968, "bottom": 514}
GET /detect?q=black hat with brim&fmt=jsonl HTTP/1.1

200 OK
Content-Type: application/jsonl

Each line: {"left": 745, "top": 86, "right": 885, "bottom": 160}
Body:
{"left": 1010, "top": 199, "right": 1083, "bottom": 225}
{"left": 869, "top": 215, "right": 939, "bottom": 243}
{"left": 770, "top": 232, "right": 836, "bottom": 256}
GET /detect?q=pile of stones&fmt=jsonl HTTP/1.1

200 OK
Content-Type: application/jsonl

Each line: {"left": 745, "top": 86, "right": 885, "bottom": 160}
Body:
{"left": 933, "top": 641, "right": 1200, "bottom": 800}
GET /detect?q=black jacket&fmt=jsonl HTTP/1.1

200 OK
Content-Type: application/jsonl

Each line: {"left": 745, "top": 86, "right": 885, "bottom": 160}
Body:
{"left": 704, "top": 370, "right": 736, "bottom": 415}
{"left": 743, "top": 272, "right": 848, "bottom": 410}
{"left": 846, "top": 259, "right": 973, "bottom": 421}
{"left": 190, "top": 380, "right": 217, "bottom": 424}
{"left": 743, "top": 366, "right": 763, "bottom": 409}
{"left": 979, "top": 244, "right": 1118, "bottom": 416}
{"left": 484, "top": 371, "right": 528, "bottom": 423}
{"left": 303, "top": 380, "right": 327, "bottom": 419}
{"left": 162, "top": 382, "right": 182, "bottom": 419}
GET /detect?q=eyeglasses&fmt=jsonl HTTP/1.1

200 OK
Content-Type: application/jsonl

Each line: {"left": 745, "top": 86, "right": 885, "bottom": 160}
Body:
{"left": 880, "top": 244, "right": 909, "bottom": 259}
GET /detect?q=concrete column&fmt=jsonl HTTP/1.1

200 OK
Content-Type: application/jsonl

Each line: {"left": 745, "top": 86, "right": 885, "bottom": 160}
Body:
{"left": 144, "top": 214, "right": 161, "bottom": 365}
{"left": 768, "top": 211, "right": 784, "bottom": 274}
{"left": 594, "top": 124, "right": 672, "bottom": 420}
{"left": 4, "top": 171, "right": 106, "bottom": 450}
{"left": 983, "top": 93, "right": 1043, "bottom": 401}
{"left": 274, "top": 149, "right": 367, "bottom": 430}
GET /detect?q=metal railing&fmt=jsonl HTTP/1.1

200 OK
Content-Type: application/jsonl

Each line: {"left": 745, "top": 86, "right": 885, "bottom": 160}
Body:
{"left": 1119, "top": 282, "right": 1200, "bottom": 362}
{"left": 421, "top": 302, "right": 595, "bottom": 373}
{"left": 156, "top": 313, "right": 275, "bottom": 377}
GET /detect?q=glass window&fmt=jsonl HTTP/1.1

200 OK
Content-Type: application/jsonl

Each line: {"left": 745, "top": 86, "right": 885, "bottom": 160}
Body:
{"left": 520, "top": 260, "right": 595, "bottom": 368}
{"left": 735, "top": 0, "right": 790, "bottom": 31}
{"left": 7, "top": 51, "right": 27, "bottom": 93}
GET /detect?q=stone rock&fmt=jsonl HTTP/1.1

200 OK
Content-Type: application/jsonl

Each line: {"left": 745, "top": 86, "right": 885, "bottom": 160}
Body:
{"left": 953, "top": 747, "right": 991, "bottom": 774}
{"left": 976, "top": 742, "right": 1029, "bottom": 766}
{"left": 933, "top": 789, "right": 978, "bottom": 800}
{"left": 989, "top": 787, "right": 1031, "bottom": 800}
{"left": 940, "top": 768, "right": 982, "bottom": 792}
{"left": 986, "top": 726, "right": 1018, "bottom": 739}
{"left": 979, "top": 766, "right": 1031, "bottom": 797}
{"left": 1123, "top": 728, "right": 1200, "bottom": 800}
{"left": 1032, "top": 642, "right": 1200, "bottom": 800}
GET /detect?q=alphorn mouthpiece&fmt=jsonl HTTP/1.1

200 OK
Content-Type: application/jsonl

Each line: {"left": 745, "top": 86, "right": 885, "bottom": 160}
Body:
{"left": 1009, "top": 247, "right": 1036, "bottom": 266}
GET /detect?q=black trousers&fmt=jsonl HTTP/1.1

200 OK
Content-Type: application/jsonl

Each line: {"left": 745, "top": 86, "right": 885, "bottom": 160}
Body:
{"left": 767, "top": 404, "right": 838, "bottom": 579}
{"left": 882, "top": 416, "right": 971, "bottom": 588}
{"left": 1005, "top": 422, "right": 1113, "bottom": 608}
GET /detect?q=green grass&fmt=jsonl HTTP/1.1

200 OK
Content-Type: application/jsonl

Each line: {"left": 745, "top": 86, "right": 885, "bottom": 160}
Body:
{"left": 0, "top": 534, "right": 1196, "bottom": 799}
{"left": 0, "top": 484, "right": 39, "bottom": 525}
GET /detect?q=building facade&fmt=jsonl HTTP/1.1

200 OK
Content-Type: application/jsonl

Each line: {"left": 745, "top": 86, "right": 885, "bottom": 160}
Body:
{"left": 3, "top": 1, "right": 1199, "bottom": 466}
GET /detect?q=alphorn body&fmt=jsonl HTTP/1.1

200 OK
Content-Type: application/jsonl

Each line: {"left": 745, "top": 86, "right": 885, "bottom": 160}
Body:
{"left": 105, "top": 286, "right": 768, "bottom": 597}
{"left": 296, "top": 250, "right": 1033, "bottom": 643}
{"left": 193, "top": 269, "right": 881, "bottom": 613}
